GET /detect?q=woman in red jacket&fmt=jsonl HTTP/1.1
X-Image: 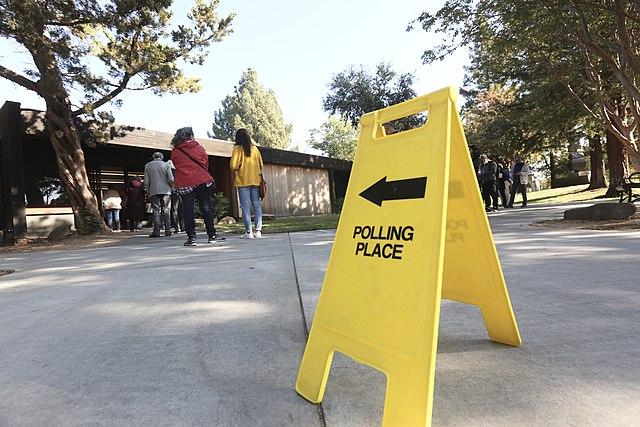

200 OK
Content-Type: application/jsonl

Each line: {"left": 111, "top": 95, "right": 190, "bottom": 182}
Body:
{"left": 171, "top": 127, "right": 224, "bottom": 246}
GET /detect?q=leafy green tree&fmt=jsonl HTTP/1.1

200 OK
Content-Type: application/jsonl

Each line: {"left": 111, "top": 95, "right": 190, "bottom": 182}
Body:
{"left": 413, "top": 0, "right": 637, "bottom": 193}
{"left": 307, "top": 116, "right": 358, "bottom": 161}
{"left": 210, "top": 68, "right": 292, "bottom": 149}
{"left": 323, "top": 63, "right": 419, "bottom": 130}
{"left": 0, "top": 0, "right": 234, "bottom": 234}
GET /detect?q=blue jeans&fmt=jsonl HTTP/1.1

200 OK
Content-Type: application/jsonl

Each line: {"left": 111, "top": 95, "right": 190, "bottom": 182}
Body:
{"left": 182, "top": 184, "right": 217, "bottom": 240}
{"left": 238, "top": 186, "right": 262, "bottom": 233}
{"left": 105, "top": 209, "right": 120, "bottom": 228}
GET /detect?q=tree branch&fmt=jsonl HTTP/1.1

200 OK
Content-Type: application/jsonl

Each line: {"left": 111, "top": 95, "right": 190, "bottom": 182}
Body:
{"left": 72, "top": 73, "right": 130, "bottom": 116}
{"left": 72, "top": 29, "right": 141, "bottom": 116}
{"left": 570, "top": 1, "right": 640, "bottom": 109}
{"left": 44, "top": 19, "right": 95, "bottom": 27}
{"left": 0, "top": 65, "right": 39, "bottom": 93}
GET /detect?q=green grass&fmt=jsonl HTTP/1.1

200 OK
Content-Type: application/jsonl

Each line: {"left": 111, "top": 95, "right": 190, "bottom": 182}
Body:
{"left": 517, "top": 184, "right": 615, "bottom": 205}
{"left": 217, "top": 214, "right": 340, "bottom": 235}
{"left": 216, "top": 184, "right": 615, "bottom": 235}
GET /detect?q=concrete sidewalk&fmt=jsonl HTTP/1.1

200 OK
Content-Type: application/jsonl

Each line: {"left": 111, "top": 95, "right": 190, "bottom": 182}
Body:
{"left": 0, "top": 204, "right": 639, "bottom": 425}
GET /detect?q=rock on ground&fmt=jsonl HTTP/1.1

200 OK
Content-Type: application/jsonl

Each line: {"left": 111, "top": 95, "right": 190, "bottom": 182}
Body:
{"left": 564, "top": 202, "right": 637, "bottom": 221}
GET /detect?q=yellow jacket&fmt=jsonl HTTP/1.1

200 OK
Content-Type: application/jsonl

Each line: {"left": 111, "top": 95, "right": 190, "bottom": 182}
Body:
{"left": 230, "top": 144, "right": 263, "bottom": 187}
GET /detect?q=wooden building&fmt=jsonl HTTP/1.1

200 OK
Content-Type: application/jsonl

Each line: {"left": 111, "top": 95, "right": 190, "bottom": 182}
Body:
{"left": 0, "top": 101, "right": 351, "bottom": 241}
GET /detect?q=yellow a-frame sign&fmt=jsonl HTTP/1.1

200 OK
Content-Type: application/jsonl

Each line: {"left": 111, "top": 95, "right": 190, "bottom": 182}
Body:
{"left": 296, "top": 87, "right": 521, "bottom": 426}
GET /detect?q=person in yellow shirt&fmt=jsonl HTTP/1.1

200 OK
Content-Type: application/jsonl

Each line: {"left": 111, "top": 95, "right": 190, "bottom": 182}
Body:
{"left": 230, "top": 128, "right": 264, "bottom": 238}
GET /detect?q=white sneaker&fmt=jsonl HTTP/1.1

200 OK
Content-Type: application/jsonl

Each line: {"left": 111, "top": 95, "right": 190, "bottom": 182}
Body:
{"left": 240, "top": 232, "right": 254, "bottom": 239}
{"left": 254, "top": 230, "right": 262, "bottom": 238}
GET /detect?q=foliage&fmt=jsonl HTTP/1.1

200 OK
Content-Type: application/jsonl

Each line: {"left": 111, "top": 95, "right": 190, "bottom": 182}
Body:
{"left": 412, "top": 0, "right": 640, "bottom": 166}
{"left": 211, "top": 192, "right": 231, "bottom": 221}
{"left": 210, "top": 68, "right": 292, "bottom": 149}
{"left": 323, "top": 63, "right": 420, "bottom": 130}
{"left": 194, "top": 191, "right": 230, "bottom": 221}
{"left": 307, "top": 116, "right": 358, "bottom": 160}
{"left": 0, "top": 0, "right": 234, "bottom": 121}
{"left": 37, "top": 177, "right": 63, "bottom": 204}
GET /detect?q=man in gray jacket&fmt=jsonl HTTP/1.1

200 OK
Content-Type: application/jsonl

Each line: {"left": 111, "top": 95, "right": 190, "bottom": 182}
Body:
{"left": 144, "top": 152, "right": 174, "bottom": 237}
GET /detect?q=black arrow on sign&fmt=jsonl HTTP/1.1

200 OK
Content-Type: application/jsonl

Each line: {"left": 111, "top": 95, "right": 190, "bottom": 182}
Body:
{"left": 359, "top": 176, "right": 427, "bottom": 206}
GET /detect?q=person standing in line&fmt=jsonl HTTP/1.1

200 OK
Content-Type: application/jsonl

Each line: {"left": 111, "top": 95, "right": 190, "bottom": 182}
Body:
{"left": 144, "top": 152, "right": 174, "bottom": 237}
{"left": 103, "top": 185, "right": 122, "bottom": 232}
{"left": 230, "top": 128, "right": 264, "bottom": 239}
{"left": 167, "top": 160, "right": 185, "bottom": 234}
{"left": 496, "top": 161, "right": 511, "bottom": 208}
{"left": 125, "top": 176, "right": 146, "bottom": 231}
{"left": 478, "top": 154, "right": 499, "bottom": 212}
{"left": 507, "top": 157, "right": 530, "bottom": 208}
{"left": 171, "top": 127, "right": 224, "bottom": 246}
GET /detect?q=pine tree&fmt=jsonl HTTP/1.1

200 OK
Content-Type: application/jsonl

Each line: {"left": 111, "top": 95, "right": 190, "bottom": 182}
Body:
{"left": 210, "top": 68, "right": 292, "bottom": 149}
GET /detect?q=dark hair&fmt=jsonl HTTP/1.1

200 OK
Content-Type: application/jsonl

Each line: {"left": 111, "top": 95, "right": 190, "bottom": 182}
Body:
{"left": 171, "top": 127, "right": 194, "bottom": 146}
{"left": 235, "top": 128, "right": 252, "bottom": 157}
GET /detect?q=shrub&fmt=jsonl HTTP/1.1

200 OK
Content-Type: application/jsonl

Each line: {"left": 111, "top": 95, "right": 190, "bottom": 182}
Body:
{"left": 194, "top": 192, "right": 231, "bottom": 221}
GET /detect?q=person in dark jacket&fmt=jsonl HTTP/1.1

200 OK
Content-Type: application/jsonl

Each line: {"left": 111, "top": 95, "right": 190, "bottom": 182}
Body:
{"left": 496, "top": 162, "right": 511, "bottom": 208}
{"left": 478, "top": 154, "right": 499, "bottom": 211}
{"left": 125, "top": 177, "right": 146, "bottom": 231}
{"left": 170, "top": 127, "right": 224, "bottom": 246}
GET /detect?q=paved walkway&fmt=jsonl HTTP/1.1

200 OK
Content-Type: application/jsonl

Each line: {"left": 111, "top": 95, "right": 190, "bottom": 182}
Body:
{"left": 0, "top": 203, "right": 638, "bottom": 425}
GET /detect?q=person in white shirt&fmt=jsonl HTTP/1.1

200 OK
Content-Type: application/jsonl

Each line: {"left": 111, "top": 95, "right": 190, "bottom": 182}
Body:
{"left": 103, "top": 186, "right": 122, "bottom": 231}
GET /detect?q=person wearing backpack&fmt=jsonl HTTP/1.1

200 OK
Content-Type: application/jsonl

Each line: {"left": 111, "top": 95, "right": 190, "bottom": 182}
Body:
{"left": 230, "top": 128, "right": 264, "bottom": 239}
{"left": 507, "top": 157, "right": 530, "bottom": 208}
{"left": 170, "top": 127, "right": 224, "bottom": 246}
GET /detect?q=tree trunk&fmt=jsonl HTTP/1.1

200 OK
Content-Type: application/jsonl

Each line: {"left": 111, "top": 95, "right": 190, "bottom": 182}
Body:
{"left": 27, "top": 34, "right": 109, "bottom": 235}
{"left": 44, "top": 97, "right": 108, "bottom": 234}
{"left": 604, "top": 130, "right": 629, "bottom": 197}
{"left": 588, "top": 135, "right": 606, "bottom": 190}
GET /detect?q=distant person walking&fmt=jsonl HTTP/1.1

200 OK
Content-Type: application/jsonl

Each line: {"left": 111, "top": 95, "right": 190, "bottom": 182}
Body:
{"left": 171, "top": 127, "right": 224, "bottom": 246}
{"left": 125, "top": 177, "right": 146, "bottom": 231}
{"left": 230, "top": 128, "right": 264, "bottom": 239}
{"left": 144, "top": 152, "right": 174, "bottom": 237}
{"left": 103, "top": 186, "right": 122, "bottom": 232}
{"left": 507, "top": 158, "right": 530, "bottom": 208}
{"left": 166, "top": 160, "right": 185, "bottom": 234}
{"left": 478, "top": 154, "right": 499, "bottom": 212}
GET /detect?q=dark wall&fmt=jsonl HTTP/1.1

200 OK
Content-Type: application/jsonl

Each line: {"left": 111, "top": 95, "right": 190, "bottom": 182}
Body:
{"left": 0, "top": 102, "right": 27, "bottom": 242}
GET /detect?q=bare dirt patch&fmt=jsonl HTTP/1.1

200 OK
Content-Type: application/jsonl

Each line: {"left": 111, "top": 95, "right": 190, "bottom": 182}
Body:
{"left": 0, "top": 232, "right": 133, "bottom": 253}
{"left": 532, "top": 212, "right": 640, "bottom": 231}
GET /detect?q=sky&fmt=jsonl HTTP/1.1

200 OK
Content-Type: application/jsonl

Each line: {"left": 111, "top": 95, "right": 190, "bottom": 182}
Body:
{"left": 0, "top": 0, "right": 468, "bottom": 153}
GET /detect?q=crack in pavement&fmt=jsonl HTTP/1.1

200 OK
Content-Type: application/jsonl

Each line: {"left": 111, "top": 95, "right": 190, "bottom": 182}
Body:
{"left": 287, "top": 233, "right": 327, "bottom": 427}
